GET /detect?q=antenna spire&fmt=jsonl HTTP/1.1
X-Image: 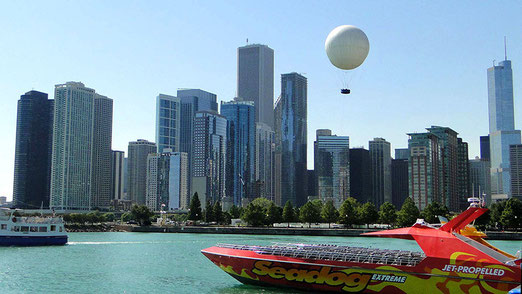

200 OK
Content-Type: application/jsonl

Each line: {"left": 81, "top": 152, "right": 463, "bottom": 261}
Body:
{"left": 504, "top": 36, "right": 507, "bottom": 60}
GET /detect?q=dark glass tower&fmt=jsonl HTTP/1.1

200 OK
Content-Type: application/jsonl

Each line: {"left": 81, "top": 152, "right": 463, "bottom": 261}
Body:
{"left": 391, "top": 159, "right": 409, "bottom": 208}
{"left": 274, "top": 73, "right": 307, "bottom": 207}
{"left": 349, "top": 148, "right": 372, "bottom": 203}
{"left": 221, "top": 100, "right": 255, "bottom": 206}
{"left": 13, "top": 91, "right": 54, "bottom": 209}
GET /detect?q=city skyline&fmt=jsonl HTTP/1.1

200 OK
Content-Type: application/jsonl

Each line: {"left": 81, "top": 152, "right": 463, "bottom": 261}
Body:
{"left": 1, "top": 2, "right": 522, "bottom": 201}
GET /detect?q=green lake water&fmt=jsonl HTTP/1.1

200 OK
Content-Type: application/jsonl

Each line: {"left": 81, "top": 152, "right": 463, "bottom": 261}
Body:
{"left": 0, "top": 233, "right": 520, "bottom": 293}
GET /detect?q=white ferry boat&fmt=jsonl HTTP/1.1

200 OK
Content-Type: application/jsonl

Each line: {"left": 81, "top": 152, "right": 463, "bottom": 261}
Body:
{"left": 0, "top": 208, "right": 68, "bottom": 246}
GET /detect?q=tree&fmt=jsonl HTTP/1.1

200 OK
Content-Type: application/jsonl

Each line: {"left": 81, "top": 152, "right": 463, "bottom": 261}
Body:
{"left": 282, "top": 201, "right": 295, "bottom": 227}
{"left": 131, "top": 205, "right": 155, "bottom": 226}
{"left": 250, "top": 197, "right": 272, "bottom": 211}
{"left": 489, "top": 201, "right": 506, "bottom": 229}
{"left": 338, "top": 197, "right": 359, "bottom": 228}
{"left": 421, "top": 201, "right": 449, "bottom": 224}
{"left": 359, "top": 202, "right": 379, "bottom": 226}
{"left": 188, "top": 193, "right": 202, "bottom": 221}
{"left": 299, "top": 201, "right": 321, "bottom": 228}
{"left": 241, "top": 202, "right": 266, "bottom": 227}
{"left": 121, "top": 212, "right": 133, "bottom": 223}
{"left": 397, "top": 198, "right": 420, "bottom": 227}
{"left": 222, "top": 211, "right": 232, "bottom": 225}
{"left": 266, "top": 202, "right": 282, "bottom": 226}
{"left": 500, "top": 198, "right": 522, "bottom": 230}
{"left": 321, "top": 199, "right": 339, "bottom": 228}
{"left": 213, "top": 201, "right": 223, "bottom": 224}
{"left": 103, "top": 212, "right": 115, "bottom": 222}
{"left": 229, "top": 205, "right": 241, "bottom": 219}
{"left": 204, "top": 199, "right": 213, "bottom": 222}
{"left": 378, "top": 202, "right": 397, "bottom": 226}
{"left": 86, "top": 211, "right": 104, "bottom": 224}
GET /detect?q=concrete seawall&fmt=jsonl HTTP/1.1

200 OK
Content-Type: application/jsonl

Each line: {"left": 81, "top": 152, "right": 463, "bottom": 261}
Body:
{"left": 115, "top": 225, "right": 522, "bottom": 240}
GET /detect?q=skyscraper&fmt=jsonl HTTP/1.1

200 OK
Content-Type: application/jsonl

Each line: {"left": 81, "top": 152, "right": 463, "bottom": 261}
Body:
{"left": 274, "top": 73, "right": 307, "bottom": 207}
{"left": 480, "top": 135, "right": 490, "bottom": 161}
{"left": 156, "top": 94, "right": 181, "bottom": 153}
{"left": 395, "top": 148, "right": 409, "bottom": 160}
{"left": 255, "top": 122, "right": 275, "bottom": 201}
{"left": 177, "top": 89, "right": 218, "bottom": 200}
{"left": 237, "top": 44, "right": 274, "bottom": 128}
{"left": 369, "top": 138, "right": 392, "bottom": 207}
{"left": 408, "top": 132, "right": 442, "bottom": 210}
{"left": 13, "top": 91, "right": 54, "bottom": 209}
{"left": 111, "top": 150, "right": 125, "bottom": 201}
{"left": 221, "top": 100, "right": 255, "bottom": 206}
{"left": 192, "top": 111, "right": 227, "bottom": 207}
{"left": 427, "top": 126, "right": 459, "bottom": 211}
{"left": 146, "top": 151, "right": 188, "bottom": 211}
{"left": 91, "top": 95, "right": 113, "bottom": 209}
{"left": 470, "top": 158, "right": 491, "bottom": 202}
{"left": 391, "top": 158, "right": 409, "bottom": 208}
{"left": 509, "top": 144, "right": 522, "bottom": 200}
{"left": 128, "top": 139, "right": 157, "bottom": 205}
{"left": 487, "top": 59, "right": 521, "bottom": 200}
{"left": 349, "top": 148, "right": 372, "bottom": 203}
{"left": 457, "top": 138, "right": 470, "bottom": 210}
{"left": 50, "top": 82, "right": 111, "bottom": 211}
{"left": 315, "top": 130, "right": 350, "bottom": 208}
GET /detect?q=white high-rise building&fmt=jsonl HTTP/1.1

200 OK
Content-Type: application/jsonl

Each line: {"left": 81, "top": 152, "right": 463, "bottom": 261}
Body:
{"left": 50, "top": 82, "right": 112, "bottom": 211}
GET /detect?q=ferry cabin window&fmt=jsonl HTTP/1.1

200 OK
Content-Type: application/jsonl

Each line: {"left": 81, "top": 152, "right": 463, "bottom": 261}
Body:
{"left": 1, "top": 224, "right": 6, "bottom": 230}
{"left": 38, "top": 227, "right": 47, "bottom": 232}
{"left": 59, "top": 226, "right": 63, "bottom": 232}
{"left": 30, "top": 227, "right": 38, "bottom": 232}
{"left": 21, "top": 226, "right": 29, "bottom": 232}
{"left": 11, "top": 226, "right": 20, "bottom": 232}
{"left": 51, "top": 225, "right": 56, "bottom": 231}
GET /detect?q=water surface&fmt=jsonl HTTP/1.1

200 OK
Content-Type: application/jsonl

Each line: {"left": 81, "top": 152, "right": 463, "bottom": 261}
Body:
{"left": 1, "top": 233, "right": 520, "bottom": 293}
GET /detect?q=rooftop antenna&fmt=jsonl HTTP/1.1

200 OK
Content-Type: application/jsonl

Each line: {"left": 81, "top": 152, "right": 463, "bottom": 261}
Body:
{"left": 246, "top": 38, "right": 249, "bottom": 45}
{"left": 504, "top": 36, "right": 507, "bottom": 60}
{"left": 493, "top": 59, "right": 496, "bottom": 67}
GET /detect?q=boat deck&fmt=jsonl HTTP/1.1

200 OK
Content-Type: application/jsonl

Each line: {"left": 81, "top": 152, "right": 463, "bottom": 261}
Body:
{"left": 217, "top": 243, "right": 425, "bottom": 267}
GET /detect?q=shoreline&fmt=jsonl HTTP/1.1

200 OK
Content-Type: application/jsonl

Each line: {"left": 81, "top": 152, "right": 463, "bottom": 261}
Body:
{"left": 66, "top": 224, "right": 522, "bottom": 240}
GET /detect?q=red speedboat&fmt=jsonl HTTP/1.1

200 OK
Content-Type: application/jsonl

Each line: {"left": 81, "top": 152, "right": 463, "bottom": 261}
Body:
{"left": 202, "top": 206, "right": 521, "bottom": 293}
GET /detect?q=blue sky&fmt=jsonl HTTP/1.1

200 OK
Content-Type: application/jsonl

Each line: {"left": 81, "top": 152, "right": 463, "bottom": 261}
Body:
{"left": 1, "top": 1, "right": 521, "bottom": 201}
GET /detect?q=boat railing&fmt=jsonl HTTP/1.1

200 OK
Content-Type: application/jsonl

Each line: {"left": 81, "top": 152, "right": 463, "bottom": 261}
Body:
{"left": 216, "top": 243, "right": 425, "bottom": 267}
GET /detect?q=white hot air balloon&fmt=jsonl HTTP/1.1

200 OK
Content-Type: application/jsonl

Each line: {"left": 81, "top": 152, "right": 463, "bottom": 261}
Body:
{"left": 325, "top": 25, "right": 370, "bottom": 94}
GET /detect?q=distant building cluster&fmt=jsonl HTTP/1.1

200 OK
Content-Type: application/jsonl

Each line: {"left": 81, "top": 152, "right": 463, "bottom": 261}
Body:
{"left": 11, "top": 45, "right": 521, "bottom": 212}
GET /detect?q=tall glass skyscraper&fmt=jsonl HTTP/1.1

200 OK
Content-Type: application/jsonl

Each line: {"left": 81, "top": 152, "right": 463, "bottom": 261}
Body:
{"left": 255, "top": 122, "right": 275, "bottom": 201}
{"left": 177, "top": 89, "right": 218, "bottom": 199}
{"left": 369, "top": 138, "right": 392, "bottom": 207}
{"left": 274, "top": 73, "right": 307, "bottom": 207}
{"left": 146, "top": 151, "right": 188, "bottom": 211}
{"left": 13, "top": 91, "right": 53, "bottom": 209}
{"left": 315, "top": 130, "right": 350, "bottom": 208}
{"left": 192, "top": 111, "right": 227, "bottom": 207}
{"left": 487, "top": 60, "right": 521, "bottom": 200}
{"left": 221, "top": 100, "right": 255, "bottom": 206}
{"left": 156, "top": 94, "right": 181, "bottom": 153}
{"left": 237, "top": 44, "right": 274, "bottom": 128}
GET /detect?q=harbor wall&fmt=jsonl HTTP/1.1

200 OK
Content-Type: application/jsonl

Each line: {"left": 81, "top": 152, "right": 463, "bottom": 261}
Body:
{"left": 114, "top": 225, "right": 522, "bottom": 240}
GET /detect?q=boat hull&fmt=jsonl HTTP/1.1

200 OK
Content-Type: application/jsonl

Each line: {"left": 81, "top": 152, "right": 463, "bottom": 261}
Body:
{"left": 202, "top": 247, "right": 521, "bottom": 294}
{"left": 0, "top": 235, "right": 68, "bottom": 246}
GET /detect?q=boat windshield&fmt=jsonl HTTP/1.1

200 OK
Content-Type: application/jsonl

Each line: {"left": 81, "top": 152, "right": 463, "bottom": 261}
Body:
{"left": 0, "top": 209, "right": 11, "bottom": 221}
